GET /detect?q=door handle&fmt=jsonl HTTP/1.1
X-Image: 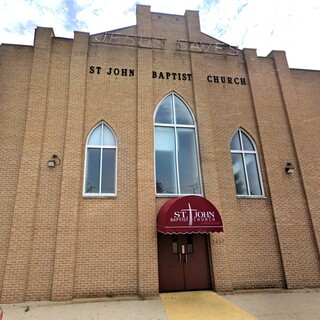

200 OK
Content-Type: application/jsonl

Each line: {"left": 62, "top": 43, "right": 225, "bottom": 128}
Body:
{"left": 180, "top": 245, "right": 187, "bottom": 263}
{"left": 178, "top": 245, "right": 188, "bottom": 263}
{"left": 178, "top": 253, "right": 187, "bottom": 263}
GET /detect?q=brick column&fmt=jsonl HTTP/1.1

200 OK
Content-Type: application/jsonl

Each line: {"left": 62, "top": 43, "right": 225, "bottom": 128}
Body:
{"left": 185, "top": 10, "right": 201, "bottom": 38}
{"left": 244, "top": 48, "right": 320, "bottom": 288}
{"left": 136, "top": 5, "right": 159, "bottom": 296}
{"left": 0, "top": 44, "right": 33, "bottom": 301}
{"left": 271, "top": 51, "right": 320, "bottom": 261}
{"left": 185, "top": 12, "right": 234, "bottom": 291}
{"left": 51, "top": 32, "right": 89, "bottom": 300}
{"left": 1, "top": 28, "right": 53, "bottom": 303}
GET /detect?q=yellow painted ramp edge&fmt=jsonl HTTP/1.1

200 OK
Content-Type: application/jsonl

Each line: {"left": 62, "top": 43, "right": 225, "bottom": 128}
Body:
{"left": 160, "top": 291, "right": 257, "bottom": 320}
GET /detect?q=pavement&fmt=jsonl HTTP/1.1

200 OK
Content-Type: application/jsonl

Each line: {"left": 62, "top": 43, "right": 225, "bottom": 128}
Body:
{"left": 0, "top": 288, "right": 319, "bottom": 320}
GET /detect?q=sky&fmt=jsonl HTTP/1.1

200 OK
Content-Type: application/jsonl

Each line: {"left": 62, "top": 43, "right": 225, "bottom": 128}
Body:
{"left": 1, "top": 0, "right": 319, "bottom": 70}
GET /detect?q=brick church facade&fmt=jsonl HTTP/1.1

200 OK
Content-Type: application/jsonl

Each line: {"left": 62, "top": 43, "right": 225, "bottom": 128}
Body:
{"left": 0, "top": 5, "right": 319, "bottom": 303}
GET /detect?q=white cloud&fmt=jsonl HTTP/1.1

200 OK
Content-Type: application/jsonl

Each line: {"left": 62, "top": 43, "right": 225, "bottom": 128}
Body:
{"left": 136, "top": 0, "right": 204, "bottom": 13}
{"left": 73, "top": 0, "right": 137, "bottom": 34}
{"left": 200, "top": 0, "right": 320, "bottom": 69}
{"left": 0, "top": 0, "right": 320, "bottom": 69}
{"left": 0, "top": 0, "right": 70, "bottom": 45}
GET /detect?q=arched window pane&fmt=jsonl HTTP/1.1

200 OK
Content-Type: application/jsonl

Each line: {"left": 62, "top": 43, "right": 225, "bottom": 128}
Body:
{"left": 175, "top": 96, "right": 194, "bottom": 125}
{"left": 245, "top": 154, "right": 262, "bottom": 195}
{"left": 84, "top": 123, "right": 117, "bottom": 195}
{"left": 154, "top": 93, "right": 202, "bottom": 195}
{"left": 177, "top": 128, "right": 201, "bottom": 194}
{"left": 230, "top": 129, "right": 263, "bottom": 196}
{"left": 155, "top": 95, "right": 173, "bottom": 124}
{"left": 231, "top": 153, "right": 248, "bottom": 195}
{"left": 155, "top": 127, "right": 178, "bottom": 194}
{"left": 88, "top": 125, "right": 102, "bottom": 145}
{"left": 85, "top": 148, "right": 101, "bottom": 193}
{"left": 231, "top": 131, "right": 241, "bottom": 150}
{"left": 242, "top": 133, "right": 254, "bottom": 151}
{"left": 101, "top": 149, "right": 116, "bottom": 193}
{"left": 102, "top": 124, "right": 116, "bottom": 145}
{"left": 155, "top": 127, "right": 176, "bottom": 151}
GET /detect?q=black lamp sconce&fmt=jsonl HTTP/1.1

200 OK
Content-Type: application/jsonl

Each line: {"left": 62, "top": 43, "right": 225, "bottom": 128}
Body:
{"left": 47, "top": 154, "right": 61, "bottom": 168}
{"left": 285, "top": 162, "right": 294, "bottom": 174}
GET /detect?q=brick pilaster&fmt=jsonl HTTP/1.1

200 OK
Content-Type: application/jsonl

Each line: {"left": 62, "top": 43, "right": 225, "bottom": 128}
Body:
{"left": 1, "top": 28, "right": 53, "bottom": 303}
{"left": 271, "top": 51, "right": 320, "bottom": 261}
{"left": 186, "top": 38, "right": 234, "bottom": 290}
{"left": 244, "top": 48, "right": 320, "bottom": 288}
{"left": 51, "top": 31, "right": 89, "bottom": 300}
{"left": 136, "top": 5, "right": 159, "bottom": 296}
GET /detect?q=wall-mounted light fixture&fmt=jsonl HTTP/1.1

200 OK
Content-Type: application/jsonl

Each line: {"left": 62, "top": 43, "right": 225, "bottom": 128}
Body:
{"left": 285, "top": 162, "right": 294, "bottom": 174}
{"left": 47, "top": 154, "right": 61, "bottom": 168}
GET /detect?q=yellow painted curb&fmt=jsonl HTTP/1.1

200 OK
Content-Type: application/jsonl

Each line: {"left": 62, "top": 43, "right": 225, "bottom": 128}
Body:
{"left": 160, "top": 291, "right": 257, "bottom": 320}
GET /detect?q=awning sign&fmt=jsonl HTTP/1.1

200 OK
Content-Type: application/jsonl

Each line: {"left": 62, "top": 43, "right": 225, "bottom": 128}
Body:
{"left": 157, "top": 195, "right": 223, "bottom": 234}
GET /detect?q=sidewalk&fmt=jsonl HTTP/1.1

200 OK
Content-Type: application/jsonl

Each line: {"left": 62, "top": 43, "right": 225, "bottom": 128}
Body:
{"left": 0, "top": 297, "right": 167, "bottom": 320}
{"left": 223, "top": 288, "right": 320, "bottom": 320}
{"left": 0, "top": 288, "right": 319, "bottom": 320}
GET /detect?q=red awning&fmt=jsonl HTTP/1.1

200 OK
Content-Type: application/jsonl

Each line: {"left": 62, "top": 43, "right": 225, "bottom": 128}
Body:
{"left": 157, "top": 195, "right": 223, "bottom": 234}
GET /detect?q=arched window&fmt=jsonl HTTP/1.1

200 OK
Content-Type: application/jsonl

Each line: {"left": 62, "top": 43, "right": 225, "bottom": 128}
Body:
{"left": 84, "top": 122, "right": 117, "bottom": 196}
{"left": 230, "top": 129, "right": 264, "bottom": 196}
{"left": 154, "top": 93, "right": 202, "bottom": 195}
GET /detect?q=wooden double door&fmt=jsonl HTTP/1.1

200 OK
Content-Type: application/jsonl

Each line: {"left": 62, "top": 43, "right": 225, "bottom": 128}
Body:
{"left": 158, "top": 233, "right": 212, "bottom": 292}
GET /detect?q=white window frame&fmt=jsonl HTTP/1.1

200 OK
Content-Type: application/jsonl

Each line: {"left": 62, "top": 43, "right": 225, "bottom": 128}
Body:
{"left": 83, "top": 122, "right": 117, "bottom": 197}
{"left": 230, "top": 129, "right": 265, "bottom": 198}
{"left": 154, "top": 92, "right": 203, "bottom": 197}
